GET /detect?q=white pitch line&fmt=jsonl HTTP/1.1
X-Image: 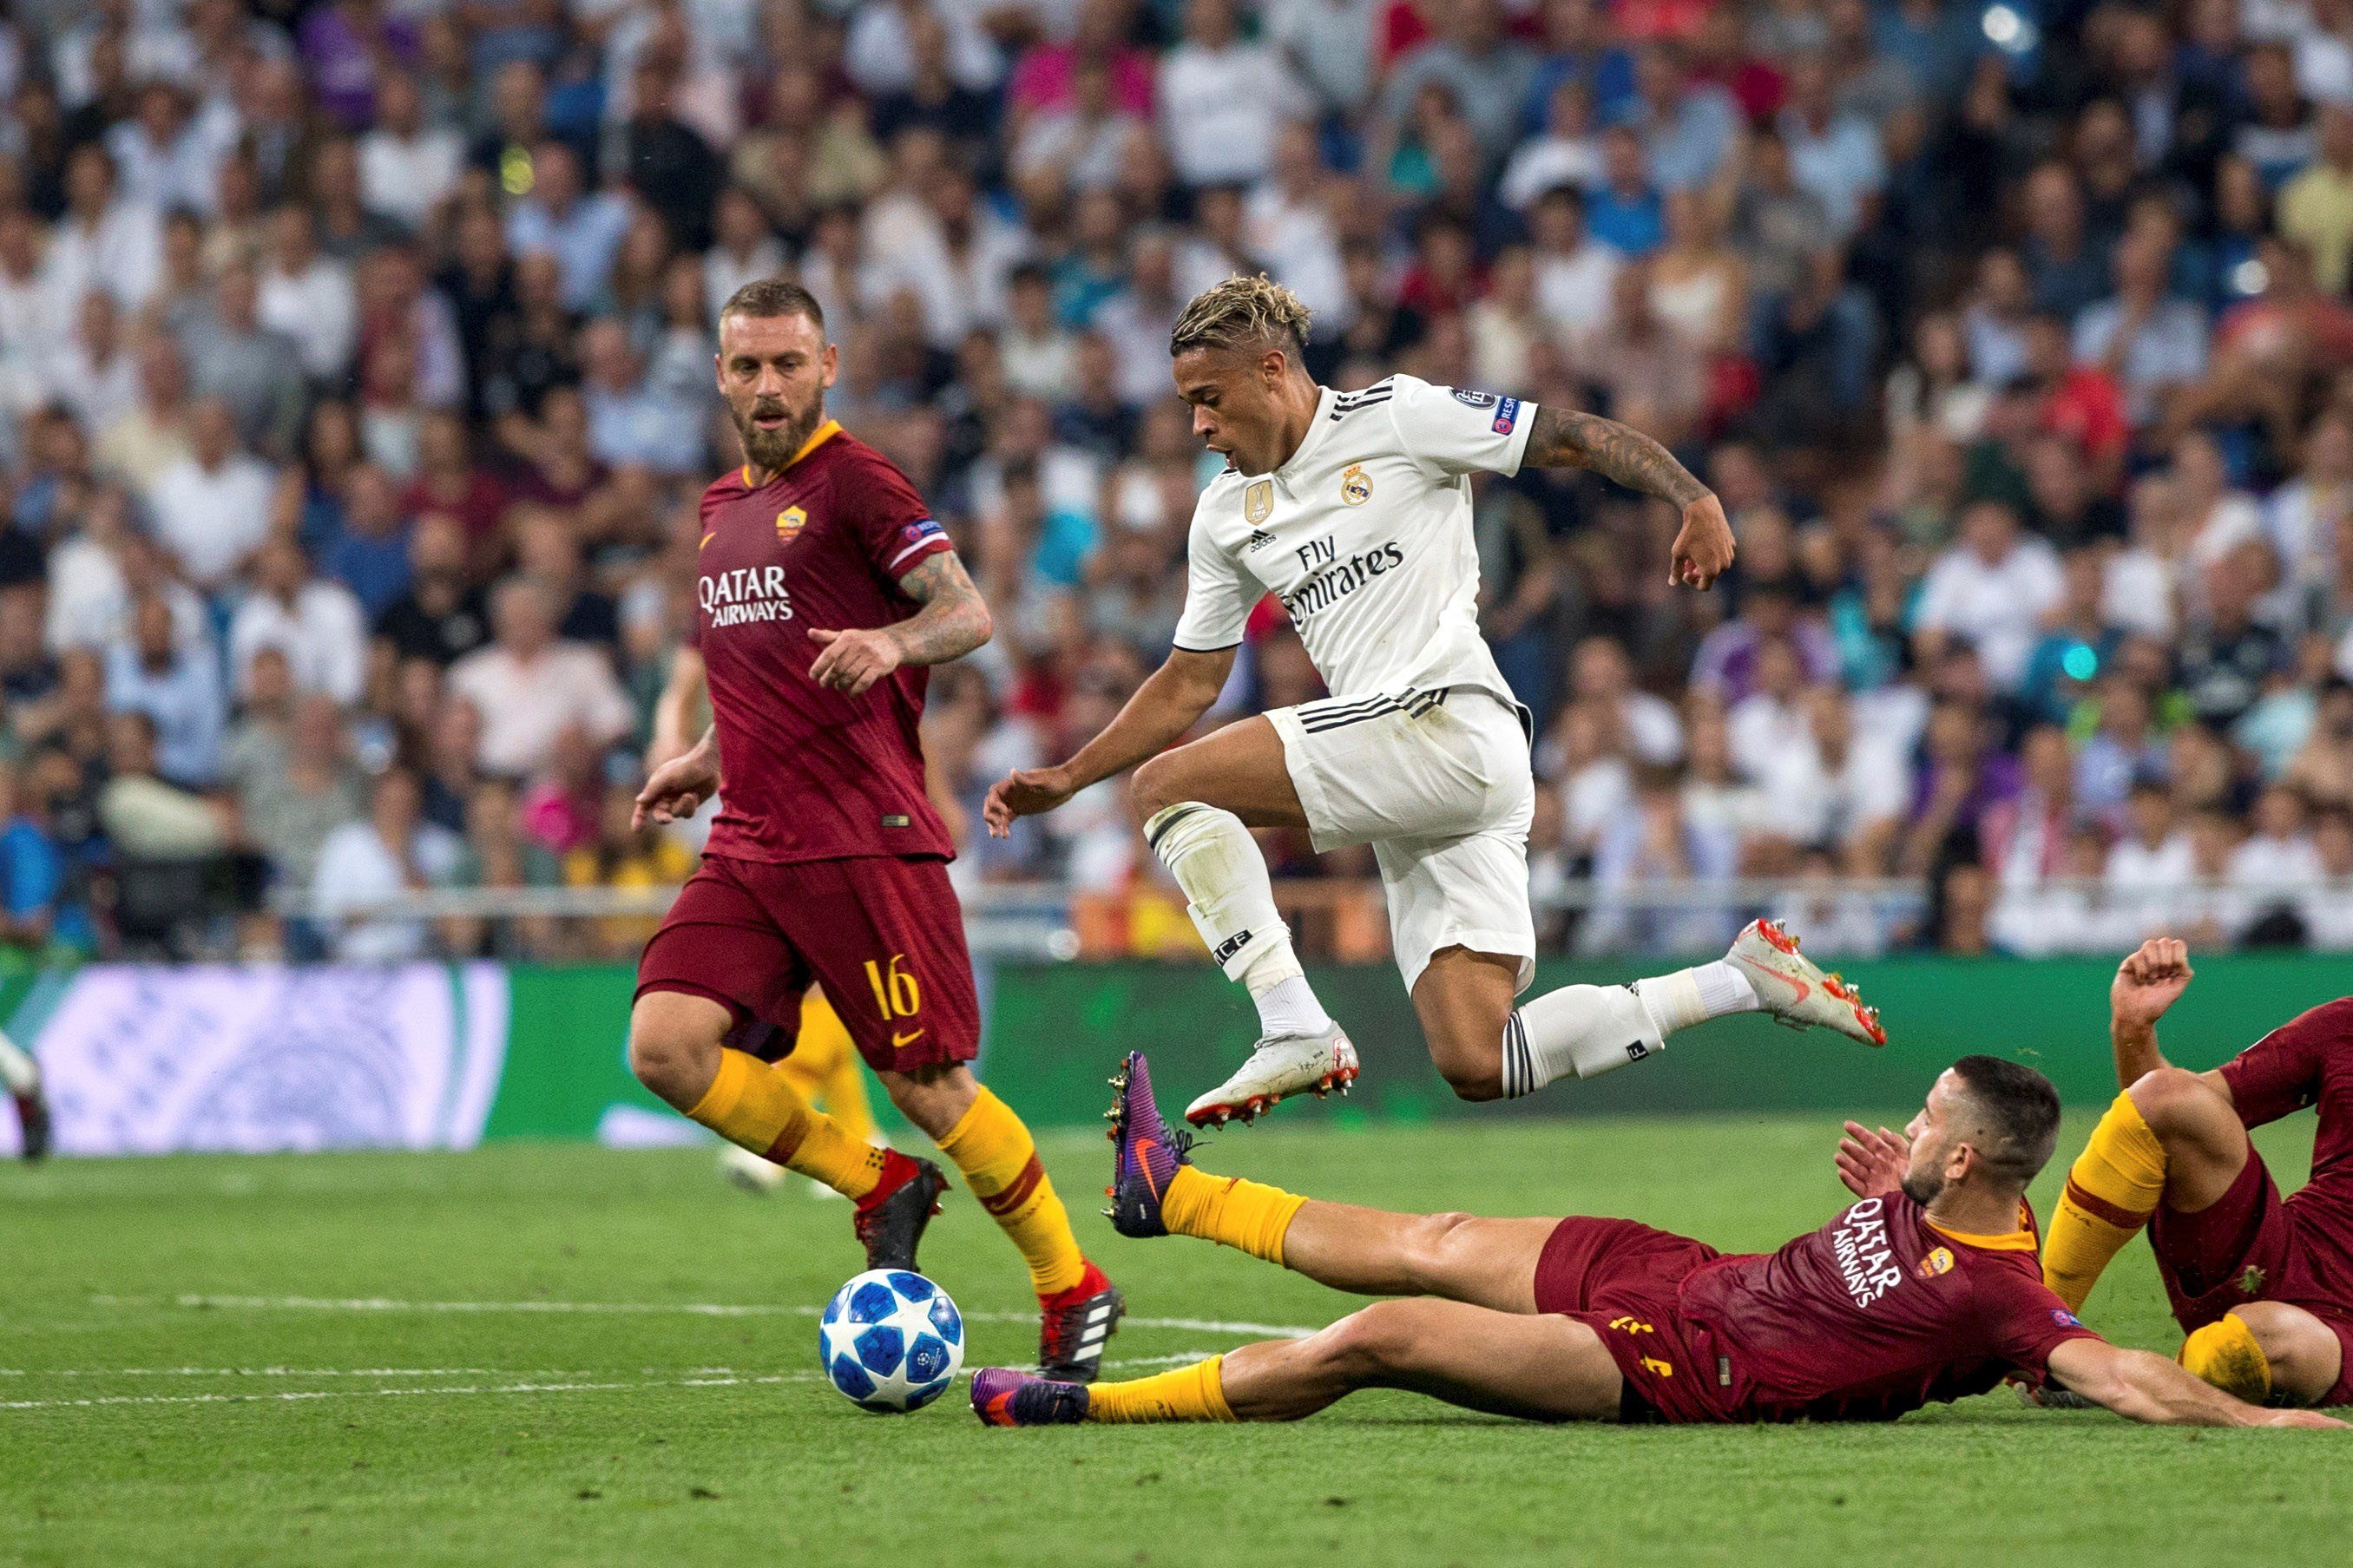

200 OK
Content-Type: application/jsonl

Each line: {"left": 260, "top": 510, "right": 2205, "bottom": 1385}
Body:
{"left": 91, "top": 1294, "right": 1321, "bottom": 1340}
{"left": 0, "top": 1354, "right": 1226, "bottom": 1414}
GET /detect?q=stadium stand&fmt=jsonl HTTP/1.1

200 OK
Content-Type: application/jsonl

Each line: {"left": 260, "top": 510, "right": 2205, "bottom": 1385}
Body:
{"left": 0, "top": 0, "right": 2350, "bottom": 964}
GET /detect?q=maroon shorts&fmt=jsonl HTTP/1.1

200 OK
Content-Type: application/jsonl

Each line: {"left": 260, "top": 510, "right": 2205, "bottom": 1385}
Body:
{"left": 2152, "top": 1144, "right": 2353, "bottom": 1407}
{"left": 635, "top": 851, "right": 979, "bottom": 1075}
{"left": 1531, "top": 1217, "right": 1738, "bottom": 1424}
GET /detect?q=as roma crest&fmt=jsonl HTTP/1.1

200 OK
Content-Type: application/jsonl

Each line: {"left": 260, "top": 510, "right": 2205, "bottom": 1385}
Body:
{"left": 1339, "top": 463, "right": 1371, "bottom": 506}
{"left": 1244, "top": 479, "right": 1273, "bottom": 528}
{"left": 776, "top": 506, "right": 807, "bottom": 543}
{"left": 1915, "top": 1246, "right": 1955, "bottom": 1280}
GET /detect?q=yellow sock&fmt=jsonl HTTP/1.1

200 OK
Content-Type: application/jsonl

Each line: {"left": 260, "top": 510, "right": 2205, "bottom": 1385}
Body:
{"left": 2042, "top": 1091, "right": 2170, "bottom": 1311}
{"left": 936, "top": 1086, "right": 1088, "bottom": 1296}
{"left": 1160, "top": 1165, "right": 1307, "bottom": 1266}
{"left": 779, "top": 991, "right": 879, "bottom": 1146}
{"left": 2180, "top": 1313, "right": 2272, "bottom": 1403}
{"left": 1085, "top": 1355, "right": 1235, "bottom": 1423}
{"left": 687, "top": 1048, "right": 889, "bottom": 1199}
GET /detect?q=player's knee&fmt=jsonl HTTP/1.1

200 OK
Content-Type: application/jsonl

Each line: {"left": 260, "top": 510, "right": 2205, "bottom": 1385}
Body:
{"left": 628, "top": 993, "right": 726, "bottom": 1103}
{"left": 2126, "top": 1066, "right": 2225, "bottom": 1139}
{"left": 1427, "top": 1030, "right": 1503, "bottom": 1100}
{"left": 1402, "top": 1212, "right": 1478, "bottom": 1288}
{"left": 1316, "top": 1301, "right": 1423, "bottom": 1380}
{"left": 1131, "top": 751, "right": 1187, "bottom": 822}
{"left": 2231, "top": 1302, "right": 2343, "bottom": 1403}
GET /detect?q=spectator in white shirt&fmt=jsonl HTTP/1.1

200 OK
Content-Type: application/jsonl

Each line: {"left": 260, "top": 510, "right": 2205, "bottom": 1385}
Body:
{"left": 143, "top": 397, "right": 276, "bottom": 592}
{"left": 43, "top": 286, "right": 140, "bottom": 436}
{"left": 2301, "top": 809, "right": 2353, "bottom": 948}
{"left": 258, "top": 204, "right": 358, "bottom": 383}
{"left": 1570, "top": 634, "right": 1682, "bottom": 765}
{"left": 1159, "top": 0, "right": 1301, "bottom": 187}
{"left": 357, "top": 69, "right": 462, "bottom": 233}
{"left": 701, "top": 186, "right": 786, "bottom": 321}
{"left": 0, "top": 209, "right": 61, "bottom": 413}
{"left": 227, "top": 537, "right": 368, "bottom": 707}
{"left": 2229, "top": 784, "right": 2325, "bottom": 937}
{"left": 1727, "top": 638, "right": 1812, "bottom": 781}
{"left": 43, "top": 143, "right": 162, "bottom": 312}
{"left": 103, "top": 593, "right": 226, "bottom": 789}
{"left": 1912, "top": 499, "right": 2066, "bottom": 691}
{"left": 446, "top": 577, "right": 634, "bottom": 781}
{"left": 1527, "top": 184, "right": 1622, "bottom": 342}
{"left": 1991, "top": 825, "right": 2127, "bottom": 955}
{"left": 312, "top": 767, "right": 465, "bottom": 963}
{"left": 1502, "top": 77, "right": 1603, "bottom": 211}
{"left": 104, "top": 78, "right": 226, "bottom": 215}
{"left": 2105, "top": 780, "right": 2198, "bottom": 940}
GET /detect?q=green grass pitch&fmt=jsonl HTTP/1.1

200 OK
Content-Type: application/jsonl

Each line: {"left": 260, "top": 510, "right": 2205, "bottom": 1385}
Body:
{"left": 3, "top": 1112, "right": 2347, "bottom": 1566}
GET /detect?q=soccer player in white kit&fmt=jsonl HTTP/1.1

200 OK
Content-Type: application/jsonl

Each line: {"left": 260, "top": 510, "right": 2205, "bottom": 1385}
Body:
{"left": 984, "top": 277, "right": 1883, "bottom": 1125}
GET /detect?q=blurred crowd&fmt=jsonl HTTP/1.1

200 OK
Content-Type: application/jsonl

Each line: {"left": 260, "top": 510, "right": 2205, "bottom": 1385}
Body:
{"left": 3, "top": 0, "right": 2353, "bottom": 962}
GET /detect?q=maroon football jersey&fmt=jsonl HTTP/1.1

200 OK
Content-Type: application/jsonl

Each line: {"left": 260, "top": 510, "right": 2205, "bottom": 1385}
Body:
{"left": 690, "top": 420, "right": 956, "bottom": 864}
{"left": 1678, "top": 1191, "right": 2101, "bottom": 1422}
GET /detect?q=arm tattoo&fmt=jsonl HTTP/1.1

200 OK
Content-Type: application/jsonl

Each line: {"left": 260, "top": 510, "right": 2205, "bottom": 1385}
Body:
{"left": 888, "top": 548, "right": 994, "bottom": 666}
{"left": 1522, "top": 406, "right": 1712, "bottom": 508}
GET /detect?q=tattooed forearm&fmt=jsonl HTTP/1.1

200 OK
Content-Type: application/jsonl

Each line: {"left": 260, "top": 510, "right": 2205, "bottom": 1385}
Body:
{"left": 888, "top": 548, "right": 995, "bottom": 666}
{"left": 1522, "top": 406, "right": 1712, "bottom": 507}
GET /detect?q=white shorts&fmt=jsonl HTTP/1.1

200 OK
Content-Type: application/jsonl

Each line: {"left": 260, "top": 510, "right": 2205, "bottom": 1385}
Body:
{"left": 1266, "top": 688, "right": 1535, "bottom": 994}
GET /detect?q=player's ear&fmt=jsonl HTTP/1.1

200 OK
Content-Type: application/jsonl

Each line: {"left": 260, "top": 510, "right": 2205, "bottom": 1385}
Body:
{"left": 820, "top": 340, "right": 839, "bottom": 389}
{"left": 1259, "top": 347, "right": 1286, "bottom": 390}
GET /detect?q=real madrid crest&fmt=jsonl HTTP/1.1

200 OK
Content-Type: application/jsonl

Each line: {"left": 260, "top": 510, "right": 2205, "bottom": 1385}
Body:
{"left": 1244, "top": 479, "right": 1273, "bottom": 528}
{"left": 776, "top": 505, "right": 807, "bottom": 542}
{"left": 1339, "top": 463, "right": 1371, "bottom": 506}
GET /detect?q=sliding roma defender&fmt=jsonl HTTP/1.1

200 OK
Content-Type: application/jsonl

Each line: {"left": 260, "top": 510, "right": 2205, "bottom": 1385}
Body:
{"left": 631, "top": 279, "right": 1122, "bottom": 1381}
{"left": 971, "top": 1053, "right": 2342, "bottom": 1431}
{"left": 2034, "top": 938, "right": 2353, "bottom": 1407}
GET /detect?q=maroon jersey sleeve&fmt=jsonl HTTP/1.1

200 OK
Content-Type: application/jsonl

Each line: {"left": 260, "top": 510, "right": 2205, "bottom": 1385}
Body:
{"left": 845, "top": 454, "right": 954, "bottom": 585}
{"left": 2219, "top": 998, "right": 2353, "bottom": 1129}
{"left": 1976, "top": 1266, "right": 2105, "bottom": 1384}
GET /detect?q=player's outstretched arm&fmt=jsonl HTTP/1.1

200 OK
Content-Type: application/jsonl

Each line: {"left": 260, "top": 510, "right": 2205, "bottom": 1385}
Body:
{"left": 1519, "top": 407, "right": 1735, "bottom": 589}
{"left": 808, "top": 549, "right": 994, "bottom": 697}
{"left": 2045, "top": 1338, "right": 2343, "bottom": 1427}
{"left": 983, "top": 646, "right": 1237, "bottom": 835}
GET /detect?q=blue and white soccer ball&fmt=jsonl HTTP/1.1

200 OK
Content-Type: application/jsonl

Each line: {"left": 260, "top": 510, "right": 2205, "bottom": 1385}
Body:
{"left": 818, "top": 1269, "right": 964, "bottom": 1413}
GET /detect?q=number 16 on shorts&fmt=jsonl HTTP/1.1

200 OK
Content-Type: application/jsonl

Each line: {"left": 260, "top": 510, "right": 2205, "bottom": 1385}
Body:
{"left": 864, "top": 953, "right": 924, "bottom": 1046}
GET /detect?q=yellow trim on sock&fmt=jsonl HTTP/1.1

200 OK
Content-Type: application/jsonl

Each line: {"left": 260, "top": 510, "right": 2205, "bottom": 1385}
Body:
{"left": 937, "top": 1086, "right": 1088, "bottom": 1296}
{"left": 1160, "top": 1165, "right": 1307, "bottom": 1266}
{"left": 2180, "top": 1313, "right": 2272, "bottom": 1403}
{"left": 1085, "top": 1355, "right": 1234, "bottom": 1423}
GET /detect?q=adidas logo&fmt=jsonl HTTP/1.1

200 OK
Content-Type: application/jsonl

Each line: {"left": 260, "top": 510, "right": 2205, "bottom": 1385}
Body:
{"left": 1246, "top": 528, "right": 1276, "bottom": 552}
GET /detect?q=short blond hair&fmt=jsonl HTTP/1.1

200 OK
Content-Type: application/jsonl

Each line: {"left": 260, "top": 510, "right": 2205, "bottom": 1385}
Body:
{"left": 1169, "top": 273, "right": 1311, "bottom": 359}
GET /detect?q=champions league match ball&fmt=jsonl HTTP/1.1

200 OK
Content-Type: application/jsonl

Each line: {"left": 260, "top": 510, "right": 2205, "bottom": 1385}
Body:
{"left": 818, "top": 1269, "right": 965, "bottom": 1412}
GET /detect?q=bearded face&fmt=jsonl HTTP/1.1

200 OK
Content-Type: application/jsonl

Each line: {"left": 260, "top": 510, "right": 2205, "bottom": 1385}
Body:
{"left": 716, "top": 310, "right": 834, "bottom": 474}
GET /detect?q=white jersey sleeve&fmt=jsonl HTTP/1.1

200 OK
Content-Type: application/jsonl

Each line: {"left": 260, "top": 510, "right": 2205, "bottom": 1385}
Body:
{"left": 1384, "top": 374, "right": 1538, "bottom": 478}
{"left": 1171, "top": 486, "right": 1253, "bottom": 652}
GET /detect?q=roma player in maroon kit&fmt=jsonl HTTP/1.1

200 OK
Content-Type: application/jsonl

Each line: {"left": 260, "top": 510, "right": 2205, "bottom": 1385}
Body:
{"left": 2040, "top": 939, "right": 2353, "bottom": 1407}
{"left": 971, "top": 1051, "right": 2342, "bottom": 1428}
{"left": 631, "top": 280, "right": 1123, "bottom": 1381}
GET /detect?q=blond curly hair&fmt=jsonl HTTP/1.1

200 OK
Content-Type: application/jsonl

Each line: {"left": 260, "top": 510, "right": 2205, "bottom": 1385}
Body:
{"left": 1169, "top": 273, "right": 1312, "bottom": 359}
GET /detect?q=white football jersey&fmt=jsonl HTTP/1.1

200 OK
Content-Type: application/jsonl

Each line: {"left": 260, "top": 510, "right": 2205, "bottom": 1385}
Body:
{"left": 1173, "top": 374, "right": 1536, "bottom": 704}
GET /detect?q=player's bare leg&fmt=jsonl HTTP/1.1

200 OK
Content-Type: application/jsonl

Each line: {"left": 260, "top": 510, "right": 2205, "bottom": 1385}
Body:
{"left": 0, "top": 1027, "right": 49, "bottom": 1161}
{"left": 1131, "top": 717, "right": 1357, "bottom": 1126}
{"left": 628, "top": 988, "right": 949, "bottom": 1269}
{"left": 880, "top": 1062, "right": 1126, "bottom": 1381}
{"left": 2043, "top": 1066, "right": 2250, "bottom": 1312}
{"left": 1101, "top": 1050, "right": 1553, "bottom": 1311}
{"left": 975, "top": 1297, "right": 1624, "bottom": 1426}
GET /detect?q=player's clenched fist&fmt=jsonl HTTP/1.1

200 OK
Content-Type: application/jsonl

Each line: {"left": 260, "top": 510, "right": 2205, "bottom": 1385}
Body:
{"left": 807, "top": 626, "right": 904, "bottom": 697}
{"left": 634, "top": 743, "right": 720, "bottom": 828}
{"left": 2111, "top": 936, "right": 2193, "bottom": 1029}
{"left": 982, "top": 766, "right": 1076, "bottom": 837}
{"left": 1669, "top": 494, "right": 1736, "bottom": 590}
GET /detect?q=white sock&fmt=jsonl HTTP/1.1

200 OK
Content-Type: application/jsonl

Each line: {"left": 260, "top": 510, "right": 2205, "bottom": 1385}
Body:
{"left": 1500, "top": 962, "right": 1762, "bottom": 1098}
{"left": 1503, "top": 983, "right": 1662, "bottom": 1095}
{"left": 1631, "top": 961, "right": 1759, "bottom": 1036}
{"left": 0, "top": 1030, "right": 36, "bottom": 1095}
{"left": 1145, "top": 802, "right": 1332, "bottom": 1039}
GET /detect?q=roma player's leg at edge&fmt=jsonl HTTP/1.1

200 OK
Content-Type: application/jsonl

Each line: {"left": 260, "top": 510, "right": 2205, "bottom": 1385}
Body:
{"left": 2040, "top": 939, "right": 2352, "bottom": 1407}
